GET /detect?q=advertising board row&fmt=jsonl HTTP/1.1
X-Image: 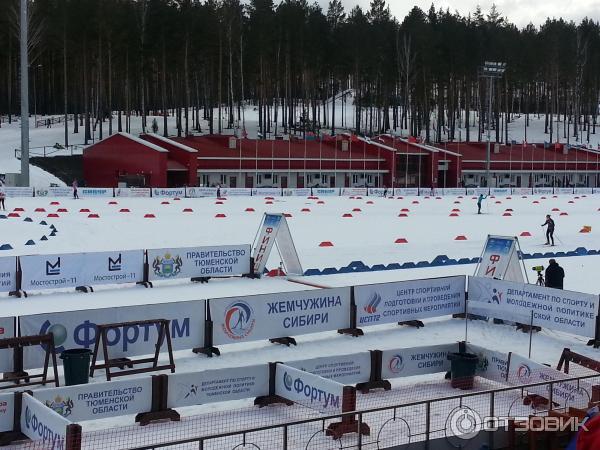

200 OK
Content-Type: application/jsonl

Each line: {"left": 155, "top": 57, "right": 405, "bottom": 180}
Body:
{"left": 0, "top": 245, "right": 250, "bottom": 294}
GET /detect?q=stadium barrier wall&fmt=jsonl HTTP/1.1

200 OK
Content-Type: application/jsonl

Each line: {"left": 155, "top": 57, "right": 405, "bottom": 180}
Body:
{"left": 3, "top": 186, "right": 600, "bottom": 199}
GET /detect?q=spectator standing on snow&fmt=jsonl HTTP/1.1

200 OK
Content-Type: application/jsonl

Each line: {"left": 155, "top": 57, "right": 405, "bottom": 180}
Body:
{"left": 0, "top": 182, "right": 5, "bottom": 211}
{"left": 216, "top": 185, "right": 221, "bottom": 198}
{"left": 477, "top": 194, "right": 487, "bottom": 214}
{"left": 545, "top": 259, "right": 564, "bottom": 289}
{"left": 72, "top": 179, "right": 79, "bottom": 199}
{"left": 541, "top": 214, "right": 555, "bottom": 245}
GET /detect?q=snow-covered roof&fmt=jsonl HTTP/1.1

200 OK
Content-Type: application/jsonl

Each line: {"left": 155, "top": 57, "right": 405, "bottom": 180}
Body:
{"left": 146, "top": 133, "right": 198, "bottom": 153}
{"left": 117, "top": 132, "right": 169, "bottom": 153}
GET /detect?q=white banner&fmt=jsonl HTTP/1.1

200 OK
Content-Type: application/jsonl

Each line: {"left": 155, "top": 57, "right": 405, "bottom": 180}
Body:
{"left": 211, "top": 287, "right": 351, "bottom": 345}
{"left": 287, "top": 352, "right": 371, "bottom": 385}
{"left": 20, "top": 394, "right": 69, "bottom": 450}
{"left": 35, "top": 187, "right": 72, "bottom": 198}
{"left": 252, "top": 188, "right": 282, "bottom": 196}
{"left": 507, "top": 353, "right": 592, "bottom": 408}
{"left": 79, "top": 188, "right": 113, "bottom": 198}
{"left": 20, "top": 300, "right": 205, "bottom": 369}
{"left": 394, "top": 188, "right": 420, "bottom": 196}
{"left": 381, "top": 344, "right": 455, "bottom": 379}
{"left": 512, "top": 187, "right": 532, "bottom": 195}
{"left": 283, "top": 188, "right": 311, "bottom": 197}
{"left": 0, "top": 257, "right": 16, "bottom": 293}
{"left": 275, "top": 364, "right": 344, "bottom": 414}
{"left": 167, "top": 365, "right": 269, "bottom": 408}
{"left": 33, "top": 378, "right": 152, "bottom": 422}
{"left": 476, "top": 236, "right": 521, "bottom": 281}
{"left": 574, "top": 188, "right": 594, "bottom": 194}
{"left": 489, "top": 188, "right": 510, "bottom": 196}
{"left": 467, "top": 188, "right": 490, "bottom": 196}
{"left": 186, "top": 187, "right": 217, "bottom": 198}
{"left": 354, "top": 276, "right": 466, "bottom": 327}
{"left": 147, "top": 245, "right": 250, "bottom": 281}
{"left": 115, "top": 187, "right": 151, "bottom": 198}
{"left": 466, "top": 344, "right": 509, "bottom": 381}
{"left": 152, "top": 187, "right": 185, "bottom": 198}
{"left": 220, "top": 188, "right": 252, "bottom": 196}
{"left": 555, "top": 188, "right": 574, "bottom": 195}
{"left": 311, "top": 188, "right": 340, "bottom": 196}
{"left": 341, "top": 188, "right": 367, "bottom": 196}
{"left": 367, "top": 188, "right": 390, "bottom": 197}
{"left": 0, "top": 393, "right": 14, "bottom": 433}
{"left": 4, "top": 187, "right": 34, "bottom": 197}
{"left": 252, "top": 214, "right": 281, "bottom": 275}
{"left": 20, "top": 250, "right": 145, "bottom": 291}
{"left": 467, "top": 276, "right": 599, "bottom": 338}
{"left": 443, "top": 188, "right": 466, "bottom": 196}
{"left": 0, "top": 316, "right": 15, "bottom": 372}
{"left": 533, "top": 187, "right": 553, "bottom": 195}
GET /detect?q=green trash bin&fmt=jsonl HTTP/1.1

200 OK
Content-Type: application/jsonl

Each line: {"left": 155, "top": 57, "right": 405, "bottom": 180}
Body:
{"left": 447, "top": 352, "right": 479, "bottom": 390}
{"left": 60, "top": 348, "right": 92, "bottom": 386}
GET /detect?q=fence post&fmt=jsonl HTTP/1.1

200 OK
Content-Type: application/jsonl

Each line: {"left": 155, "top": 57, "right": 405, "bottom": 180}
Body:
{"left": 253, "top": 362, "right": 293, "bottom": 408}
{"left": 356, "top": 350, "right": 391, "bottom": 394}
{"left": 65, "top": 423, "right": 82, "bottom": 450}
{"left": 337, "top": 287, "right": 364, "bottom": 337}
{"left": 135, "top": 374, "right": 180, "bottom": 426}
{"left": 325, "top": 386, "right": 370, "bottom": 439}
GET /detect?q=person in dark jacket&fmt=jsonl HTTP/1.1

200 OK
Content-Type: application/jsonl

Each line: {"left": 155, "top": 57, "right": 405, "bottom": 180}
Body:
{"left": 477, "top": 194, "right": 487, "bottom": 214}
{"left": 541, "top": 214, "right": 555, "bottom": 245}
{"left": 545, "top": 259, "right": 564, "bottom": 289}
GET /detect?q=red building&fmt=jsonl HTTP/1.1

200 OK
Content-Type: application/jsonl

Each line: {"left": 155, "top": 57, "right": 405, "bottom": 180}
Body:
{"left": 81, "top": 131, "right": 600, "bottom": 189}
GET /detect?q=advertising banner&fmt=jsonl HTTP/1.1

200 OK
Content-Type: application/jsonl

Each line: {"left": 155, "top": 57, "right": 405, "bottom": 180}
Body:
{"left": 475, "top": 236, "right": 523, "bottom": 282}
{"left": 283, "top": 188, "right": 311, "bottom": 197}
{"left": 35, "top": 187, "right": 72, "bottom": 198}
{"left": 20, "top": 250, "right": 145, "bottom": 291}
{"left": 4, "top": 187, "right": 34, "bottom": 197}
{"left": 0, "top": 393, "right": 14, "bottom": 433}
{"left": 20, "top": 394, "right": 69, "bottom": 450}
{"left": 381, "top": 344, "right": 455, "bottom": 379}
{"left": 220, "top": 188, "right": 252, "bottom": 196}
{"left": 466, "top": 344, "right": 509, "bottom": 381}
{"left": 555, "top": 188, "right": 574, "bottom": 195}
{"left": 467, "top": 276, "right": 599, "bottom": 338}
{"left": 287, "top": 352, "right": 371, "bottom": 385}
{"left": 512, "top": 187, "right": 532, "bottom": 195}
{"left": 20, "top": 300, "right": 205, "bottom": 369}
{"left": 312, "top": 188, "right": 340, "bottom": 196}
{"left": 33, "top": 378, "right": 152, "bottom": 422}
{"left": 147, "top": 245, "right": 250, "bottom": 281}
{"left": 79, "top": 188, "right": 113, "bottom": 198}
{"left": 252, "top": 188, "right": 282, "bottom": 197}
{"left": 354, "top": 276, "right": 466, "bottom": 327}
{"left": 467, "top": 188, "right": 491, "bottom": 196}
{"left": 275, "top": 364, "right": 344, "bottom": 414}
{"left": 0, "top": 316, "right": 15, "bottom": 373}
{"left": 395, "top": 188, "right": 420, "bottom": 196}
{"left": 115, "top": 188, "right": 151, "bottom": 198}
{"left": 443, "top": 188, "right": 467, "bottom": 196}
{"left": 186, "top": 187, "right": 218, "bottom": 198}
{"left": 152, "top": 188, "right": 185, "bottom": 198}
{"left": 533, "top": 187, "right": 553, "bottom": 195}
{"left": 211, "top": 287, "right": 351, "bottom": 345}
{"left": 341, "top": 188, "right": 367, "bottom": 196}
{"left": 507, "top": 353, "right": 592, "bottom": 407}
{"left": 0, "top": 257, "right": 16, "bottom": 293}
{"left": 167, "top": 365, "right": 269, "bottom": 408}
{"left": 252, "top": 214, "right": 302, "bottom": 276}
{"left": 489, "top": 188, "right": 510, "bottom": 196}
{"left": 367, "top": 188, "right": 389, "bottom": 197}
{"left": 574, "top": 188, "right": 594, "bottom": 195}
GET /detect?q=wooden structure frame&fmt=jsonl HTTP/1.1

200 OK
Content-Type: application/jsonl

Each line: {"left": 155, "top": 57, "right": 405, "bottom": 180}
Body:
{"left": 0, "top": 333, "right": 59, "bottom": 389}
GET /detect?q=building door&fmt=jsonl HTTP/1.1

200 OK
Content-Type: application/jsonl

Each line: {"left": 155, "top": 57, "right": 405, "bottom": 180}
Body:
{"left": 281, "top": 176, "right": 288, "bottom": 188}
{"left": 330, "top": 176, "right": 336, "bottom": 187}
{"left": 230, "top": 176, "right": 237, "bottom": 188}
{"left": 246, "top": 176, "right": 253, "bottom": 188}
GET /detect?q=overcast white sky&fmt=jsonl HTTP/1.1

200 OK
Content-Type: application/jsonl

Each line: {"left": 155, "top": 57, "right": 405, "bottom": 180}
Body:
{"left": 322, "top": 0, "right": 599, "bottom": 28}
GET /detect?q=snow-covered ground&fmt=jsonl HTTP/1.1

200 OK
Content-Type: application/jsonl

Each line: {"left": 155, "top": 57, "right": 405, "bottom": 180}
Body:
{"left": 3, "top": 194, "right": 600, "bottom": 448}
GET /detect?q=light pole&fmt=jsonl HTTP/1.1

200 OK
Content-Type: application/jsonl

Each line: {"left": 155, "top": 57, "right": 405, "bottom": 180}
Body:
{"left": 480, "top": 61, "right": 506, "bottom": 187}
{"left": 20, "top": 0, "right": 30, "bottom": 187}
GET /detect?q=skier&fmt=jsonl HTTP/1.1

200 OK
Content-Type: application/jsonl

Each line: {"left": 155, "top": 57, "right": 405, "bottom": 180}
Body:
{"left": 72, "top": 179, "right": 79, "bottom": 199}
{"left": 0, "top": 181, "right": 5, "bottom": 211}
{"left": 477, "top": 193, "right": 487, "bottom": 214}
{"left": 541, "top": 214, "right": 555, "bottom": 245}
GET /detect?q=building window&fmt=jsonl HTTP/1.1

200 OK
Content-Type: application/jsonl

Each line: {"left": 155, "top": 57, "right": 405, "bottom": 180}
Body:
{"left": 257, "top": 174, "right": 263, "bottom": 185}
{"left": 273, "top": 174, "right": 279, "bottom": 184}
{"left": 366, "top": 174, "right": 373, "bottom": 185}
{"left": 220, "top": 174, "right": 227, "bottom": 185}
{"left": 200, "top": 175, "right": 209, "bottom": 186}
{"left": 352, "top": 174, "right": 359, "bottom": 184}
